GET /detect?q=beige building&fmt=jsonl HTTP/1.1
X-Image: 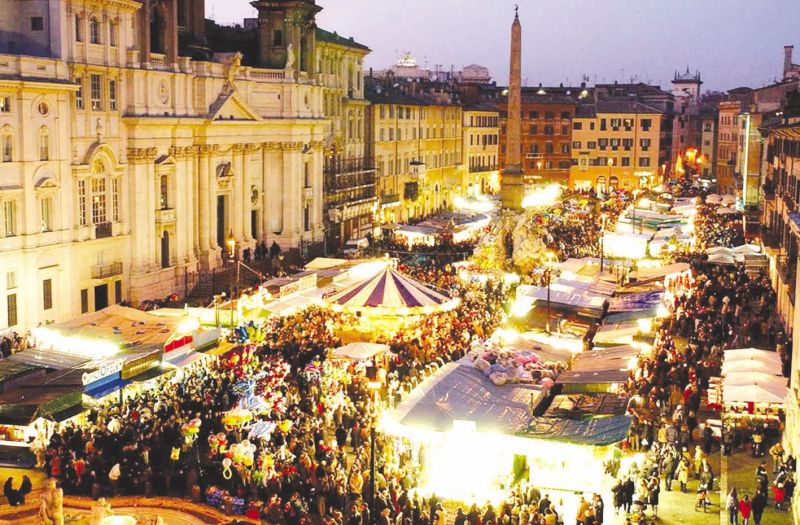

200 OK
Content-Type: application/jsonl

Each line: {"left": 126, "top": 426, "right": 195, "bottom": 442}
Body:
{"left": 570, "top": 100, "right": 662, "bottom": 192}
{"left": 366, "top": 83, "right": 465, "bottom": 225}
{"left": 316, "top": 29, "right": 375, "bottom": 250}
{"left": 463, "top": 105, "right": 500, "bottom": 196}
{"left": 0, "top": 0, "right": 346, "bottom": 331}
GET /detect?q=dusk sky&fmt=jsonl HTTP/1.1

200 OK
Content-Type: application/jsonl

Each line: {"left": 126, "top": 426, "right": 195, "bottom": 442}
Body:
{"left": 206, "top": 0, "right": 800, "bottom": 92}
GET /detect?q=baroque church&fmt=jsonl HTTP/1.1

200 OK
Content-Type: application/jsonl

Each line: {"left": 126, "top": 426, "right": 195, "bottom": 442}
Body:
{"left": 0, "top": 0, "right": 370, "bottom": 329}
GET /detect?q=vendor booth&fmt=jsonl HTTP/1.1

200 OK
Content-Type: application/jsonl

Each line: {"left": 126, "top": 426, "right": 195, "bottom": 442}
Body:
{"left": 718, "top": 348, "right": 787, "bottom": 420}
{"left": 556, "top": 345, "right": 641, "bottom": 394}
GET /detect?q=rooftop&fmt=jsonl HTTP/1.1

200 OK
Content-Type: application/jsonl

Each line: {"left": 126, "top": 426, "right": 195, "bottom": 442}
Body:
{"left": 315, "top": 28, "right": 370, "bottom": 52}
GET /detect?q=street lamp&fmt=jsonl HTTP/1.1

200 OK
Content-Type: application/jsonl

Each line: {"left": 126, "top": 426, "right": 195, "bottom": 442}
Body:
{"left": 599, "top": 213, "right": 608, "bottom": 273}
{"left": 544, "top": 251, "right": 557, "bottom": 334}
{"left": 607, "top": 157, "right": 614, "bottom": 194}
{"left": 226, "top": 231, "right": 236, "bottom": 263}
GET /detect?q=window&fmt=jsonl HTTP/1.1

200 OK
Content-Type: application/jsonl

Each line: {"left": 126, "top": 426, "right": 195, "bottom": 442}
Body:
{"left": 111, "top": 177, "right": 119, "bottom": 222}
{"left": 91, "top": 177, "right": 106, "bottom": 224}
{"left": 42, "top": 279, "right": 53, "bottom": 310}
{"left": 31, "top": 17, "right": 44, "bottom": 31}
{"left": 560, "top": 111, "right": 570, "bottom": 119}
{"left": 560, "top": 143, "right": 570, "bottom": 154}
{"left": 528, "top": 111, "right": 538, "bottom": 119}
{"left": 641, "top": 119, "right": 652, "bottom": 131}
{"left": 558, "top": 160, "right": 570, "bottom": 169}
{"left": 529, "top": 125, "right": 538, "bottom": 134}
{"left": 40, "top": 196, "right": 53, "bottom": 232}
{"left": 561, "top": 125, "right": 568, "bottom": 135}
{"left": 600, "top": 119, "right": 607, "bottom": 131}
{"left": 545, "top": 143, "right": 554, "bottom": 154}
{"left": 39, "top": 131, "right": 49, "bottom": 161}
{"left": 622, "top": 138, "right": 633, "bottom": 150}
{"left": 109, "top": 79, "right": 117, "bottom": 110}
{"left": 598, "top": 138, "right": 608, "bottom": 150}
{"left": 623, "top": 119, "right": 633, "bottom": 131}
{"left": 109, "top": 21, "right": 118, "bottom": 47}
{"left": 114, "top": 280, "right": 122, "bottom": 303}
{"left": 544, "top": 111, "right": 555, "bottom": 120}
{"left": 640, "top": 138, "right": 651, "bottom": 151}
{"left": 89, "top": 16, "right": 100, "bottom": 44}
{"left": 639, "top": 157, "right": 651, "bottom": 167}
{"left": 2, "top": 200, "right": 16, "bottom": 237}
{"left": 572, "top": 122, "right": 582, "bottom": 131}
{"left": 543, "top": 125, "right": 554, "bottom": 135}
{"left": 304, "top": 162, "right": 310, "bottom": 188}
{"left": 6, "top": 272, "right": 16, "bottom": 290}
{"left": 2, "top": 135, "right": 11, "bottom": 162}
{"left": 159, "top": 175, "right": 169, "bottom": 209}
{"left": 75, "top": 77, "right": 84, "bottom": 109}
{"left": 303, "top": 204, "right": 310, "bottom": 232}
{"left": 621, "top": 157, "right": 631, "bottom": 167}
{"left": 587, "top": 141, "right": 596, "bottom": 149}
{"left": 0, "top": 97, "right": 10, "bottom": 115}
{"left": 81, "top": 289, "right": 89, "bottom": 314}
{"left": 78, "top": 179, "right": 87, "bottom": 226}
{"left": 6, "top": 294, "right": 17, "bottom": 327}
{"left": 530, "top": 143, "right": 539, "bottom": 154}
{"left": 75, "top": 15, "right": 83, "bottom": 42}
{"left": 90, "top": 74, "right": 102, "bottom": 110}
{"left": 610, "top": 138, "right": 620, "bottom": 150}
{"left": 589, "top": 122, "right": 595, "bottom": 131}
{"left": 610, "top": 118, "right": 621, "bottom": 130}
{"left": 572, "top": 141, "right": 581, "bottom": 149}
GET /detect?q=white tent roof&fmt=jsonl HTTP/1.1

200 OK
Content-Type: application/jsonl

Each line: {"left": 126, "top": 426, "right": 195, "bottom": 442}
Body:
{"left": 333, "top": 342, "right": 389, "bottom": 361}
{"left": 721, "top": 358, "right": 782, "bottom": 376}
{"left": 723, "top": 381, "right": 787, "bottom": 404}
{"left": 722, "top": 371, "right": 786, "bottom": 387}
{"left": 724, "top": 348, "right": 783, "bottom": 366}
{"left": 630, "top": 262, "right": 690, "bottom": 282}
{"left": 706, "top": 194, "right": 722, "bottom": 204}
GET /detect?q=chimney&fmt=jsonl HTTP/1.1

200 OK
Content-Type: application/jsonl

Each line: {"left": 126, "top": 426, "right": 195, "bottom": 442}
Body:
{"left": 785, "top": 45, "right": 794, "bottom": 77}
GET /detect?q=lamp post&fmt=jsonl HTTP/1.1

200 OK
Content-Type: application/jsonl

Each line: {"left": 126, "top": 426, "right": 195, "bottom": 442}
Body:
{"left": 599, "top": 213, "right": 608, "bottom": 273}
{"left": 226, "top": 231, "right": 237, "bottom": 331}
{"left": 607, "top": 157, "right": 614, "bottom": 194}
{"left": 544, "top": 251, "right": 557, "bottom": 334}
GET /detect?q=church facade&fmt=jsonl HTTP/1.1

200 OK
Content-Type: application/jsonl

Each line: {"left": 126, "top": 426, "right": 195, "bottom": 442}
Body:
{"left": 0, "top": 0, "right": 363, "bottom": 330}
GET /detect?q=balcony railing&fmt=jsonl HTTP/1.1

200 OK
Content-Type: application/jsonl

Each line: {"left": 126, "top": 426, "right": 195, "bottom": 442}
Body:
{"left": 326, "top": 186, "right": 376, "bottom": 208}
{"left": 95, "top": 222, "right": 113, "bottom": 239}
{"left": 469, "top": 165, "right": 498, "bottom": 173}
{"left": 324, "top": 157, "right": 375, "bottom": 176}
{"left": 777, "top": 254, "right": 797, "bottom": 301}
{"left": 325, "top": 172, "right": 377, "bottom": 192}
{"left": 91, "top": 262, "right": 123, "bottom": 279}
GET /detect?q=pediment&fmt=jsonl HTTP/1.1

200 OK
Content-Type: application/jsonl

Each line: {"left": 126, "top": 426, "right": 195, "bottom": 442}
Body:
{"left": 208, "top": 91, "right": 262, "bottom": 122}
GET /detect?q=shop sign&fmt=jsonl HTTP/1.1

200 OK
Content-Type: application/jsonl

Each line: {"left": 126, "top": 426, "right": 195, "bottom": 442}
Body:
{"left": 82, "top": 360, "right": 124, "bottom": 385}
{"left": 121, "top": 353, "right": 161, "bottom": 380}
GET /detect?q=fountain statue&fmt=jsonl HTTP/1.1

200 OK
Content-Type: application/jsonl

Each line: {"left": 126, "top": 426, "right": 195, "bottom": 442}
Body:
{"left": 38, "top": 478, "right": 63, "bottom": 525}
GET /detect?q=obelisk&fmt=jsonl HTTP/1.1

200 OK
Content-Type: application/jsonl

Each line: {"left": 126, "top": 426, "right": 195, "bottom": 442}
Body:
{"left": 501, "top": 7, "right": 524, "bottom": 210}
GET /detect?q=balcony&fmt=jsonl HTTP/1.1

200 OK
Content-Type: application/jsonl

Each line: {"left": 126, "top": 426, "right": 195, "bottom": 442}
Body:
{"left": 380, "top": 194, "right": 401, "bottom": 208}
{"left": 777, "top": 254, "right": 797, "bottom": 303}
{"left": 156, "top": 208, "right": 176, "bottom": 224}
{"left": 469, "top": 165, "right": 498, "bottom": 173}
{"left": 324, "top": 157, "right": 376, "bottom": 177}
{"left": 91, "top": 262, "right": 123, "bottom": 279}
{"left": 94, "top": 222, "right": 113, "bottom": 239}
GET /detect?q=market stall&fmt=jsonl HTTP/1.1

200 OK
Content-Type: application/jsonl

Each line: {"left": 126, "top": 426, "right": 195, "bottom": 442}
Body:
{"left": 556, "top": 345, "right": 641, "bottom": 394}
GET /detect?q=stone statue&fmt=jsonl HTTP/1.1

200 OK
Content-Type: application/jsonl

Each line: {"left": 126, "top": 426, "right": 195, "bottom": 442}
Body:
{"left": 38, "top": 478, "right": 63, "bottom": 525}
{"left": 225, "top": 52, "right": 243, "bottom": 89}
{"left": 89, "top": 497, "right": 114, "bottom": 525}
{"left": 284, "top": 43, "right": 295, "bottom": 72}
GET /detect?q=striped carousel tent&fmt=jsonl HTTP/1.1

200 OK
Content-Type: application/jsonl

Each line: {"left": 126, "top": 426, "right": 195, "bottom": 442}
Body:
{"left": 326, "top": 266, "right": 459, "bottom": 316}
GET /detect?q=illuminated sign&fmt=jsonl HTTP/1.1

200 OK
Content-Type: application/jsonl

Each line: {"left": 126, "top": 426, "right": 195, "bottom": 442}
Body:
{"left": 82, "top": 360, "right": 124, "bottom": 385}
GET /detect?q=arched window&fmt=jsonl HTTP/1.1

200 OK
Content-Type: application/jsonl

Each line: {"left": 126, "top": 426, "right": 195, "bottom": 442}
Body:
{"left": 89, "top": 16, "right": 101, "bottom": 44}
{"left": 75, "top": 14, "right": 83, "bottom": 42}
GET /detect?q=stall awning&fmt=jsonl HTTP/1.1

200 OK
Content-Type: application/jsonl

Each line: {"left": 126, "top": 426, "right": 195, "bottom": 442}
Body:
{"left": 333, "top": 342, "right": 389, "bottom": 361}
{"left": 46, "top": 403, "right": 87, "bottom": 423}
{"left": 525, "top": 414, "right": 632, "bottom": 446}
{"left": 391, "top": 360, "right": 544, "bottom": 434}
{"left": 84, "top": 376, "right": 130, "bottom": 399}
{"left": 0, "top": 404, "right": 38, "bottom": 426}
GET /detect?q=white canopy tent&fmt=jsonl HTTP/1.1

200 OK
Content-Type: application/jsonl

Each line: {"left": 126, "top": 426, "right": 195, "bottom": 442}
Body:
{"left": 724, "top": 348, "right": 783, "bottom": 367}
{"left": 722, "top": 382, "right": 788, "bottom": 404}
{"left": 723, "top": 371, "right": 785, "bottom": 387}
{"left": 721, "top": 359, "right": 782, "bottom": 376}
{"left": 333, "top": 342, "right": 390, "bottom": 362}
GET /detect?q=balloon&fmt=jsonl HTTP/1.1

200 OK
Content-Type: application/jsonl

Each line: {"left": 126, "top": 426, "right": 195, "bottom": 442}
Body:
{"left": 222, "top": 457, "right": 232, "bottom": 468}
{"left": 243, "top": 455, "right": 254, "bottom": 467}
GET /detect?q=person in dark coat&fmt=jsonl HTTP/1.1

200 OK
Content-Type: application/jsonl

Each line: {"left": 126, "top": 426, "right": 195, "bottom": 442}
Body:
{"left": 622, "top": 477, "right": 635, "bottom": 513}
{"left": 3, "top": 477, "right": 20, "bottom": 506}
{"left": 751, "top": 489, "right": 767, "bottom": 525}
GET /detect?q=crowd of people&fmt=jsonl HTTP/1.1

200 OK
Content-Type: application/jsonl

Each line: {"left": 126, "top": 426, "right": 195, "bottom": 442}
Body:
{"left": 40, "top": 264, "right": 509, "bottom": 525}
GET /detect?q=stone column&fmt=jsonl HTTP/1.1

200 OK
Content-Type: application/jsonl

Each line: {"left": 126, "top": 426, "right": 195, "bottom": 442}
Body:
{"left": 208, "top": 146, "right": 219, "bottom": 251}
{"left": 127, "top": 147, "right": 158, "bottom": 273}
{"left": 501, "top": 8, "right": 524, "bottom": 210}
{"left": 231, "top": 144, "right": 245, "bottom": 244}
{"left": 282, "top": 144, "right": 301, "bottom": 245}
{"left": 197, "top": 145, "right": 210, "bottom": 253}
{"left": 264, "top": 143, "right": 283, "bottom": 238}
